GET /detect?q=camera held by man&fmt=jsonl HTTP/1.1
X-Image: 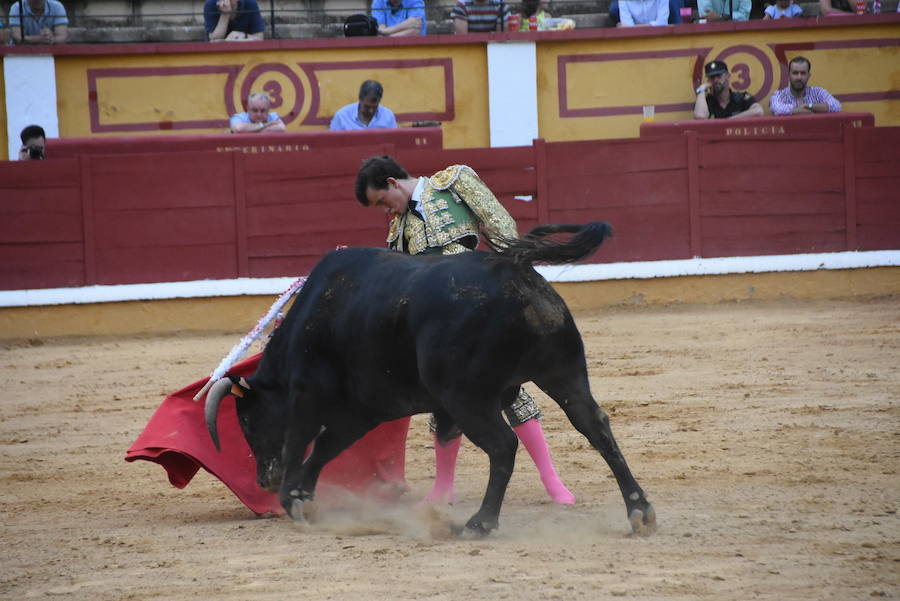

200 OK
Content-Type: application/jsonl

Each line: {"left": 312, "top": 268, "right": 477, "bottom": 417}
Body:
{"left": 18, "top": 125, "right": 46, "bottom": 161}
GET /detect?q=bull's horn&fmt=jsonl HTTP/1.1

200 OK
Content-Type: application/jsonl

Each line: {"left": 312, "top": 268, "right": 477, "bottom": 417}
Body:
{"left": 204, "top": 378, "right": 234, "bottom": 452}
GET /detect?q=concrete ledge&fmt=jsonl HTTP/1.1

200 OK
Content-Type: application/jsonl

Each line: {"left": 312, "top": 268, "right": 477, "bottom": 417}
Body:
{"left": 67, "top": 26, "right": 206, "bottom": 44}
{"left": 2, "top": 266, "right": 897, "bottom": 339}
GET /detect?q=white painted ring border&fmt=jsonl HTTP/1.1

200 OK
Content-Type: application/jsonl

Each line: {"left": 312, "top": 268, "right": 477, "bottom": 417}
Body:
{"left": 2, "top": 251, "right": 897, "bottom": 308}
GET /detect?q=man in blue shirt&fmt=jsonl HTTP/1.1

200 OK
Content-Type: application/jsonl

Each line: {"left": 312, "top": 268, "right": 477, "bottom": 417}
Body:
{"left": 9, "top": 0, "right": 68, "bottom": 45}
{"left": 330, "top": 81, "right": 398, "bottom": 131}
{"left": 371, "top": 0, "right": 427, "bottom": 36}
{"left": 230, "top": 93, "right": 287, "bottom": 133}
{"left": 204, "top": 0, "right": 265, "bottom": 42}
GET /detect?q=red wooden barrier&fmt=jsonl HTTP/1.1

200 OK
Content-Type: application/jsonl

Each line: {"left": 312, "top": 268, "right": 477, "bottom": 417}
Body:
{"left": 852, "top": 126, "right": 900, "bottom": 251}
{"left": 639, "top": 112, "right": 875, "bottom": 139}
{"left": 695, "top": 132, "right": 848, "bottom": 257}
{"left": 541, "top": 137, "right": 691, "bottom": 263}
{"left": 47, "top": 127, "right": 443, "bottom": 159}
{"left": 1, "top": 119, "right": 897, "bottom": 293}
{"left": 0, "top": 158, "right": 85, "bottom": 289}
{"left": 241, "top": 144, "right": 397, "bottom": 277}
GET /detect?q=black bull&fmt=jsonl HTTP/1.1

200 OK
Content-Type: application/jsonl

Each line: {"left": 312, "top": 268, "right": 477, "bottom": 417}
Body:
{"left": 204, "top": 222, "right": 655, "bottom": 536}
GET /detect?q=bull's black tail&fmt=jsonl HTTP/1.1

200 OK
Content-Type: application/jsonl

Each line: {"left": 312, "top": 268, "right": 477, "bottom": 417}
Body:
{"left": 485, "top": 222, "right": 613, "bottom": 266}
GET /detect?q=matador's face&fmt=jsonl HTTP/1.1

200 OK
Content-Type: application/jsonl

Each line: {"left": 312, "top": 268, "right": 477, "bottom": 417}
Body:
{"left": 366, "top": 179, "right": 409, "bottom": 217}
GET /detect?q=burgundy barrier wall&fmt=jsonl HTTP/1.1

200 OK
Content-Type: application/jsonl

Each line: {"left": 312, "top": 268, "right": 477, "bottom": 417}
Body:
{"left": 1, "top": 159, "right": 85, "bottom": 290}
{"left": 852, "top": 126, "right": 900, "bottom": 251}
{"left": 540, "top": 136, "right": 691, "bottom": 263}
{"left": 47, "top": 127, "right": 443, "bottom": 159}
{"left": 639, "top": 112, "right": 874, "bottom": 139}
{"left": 1, "top": 119, "right": 897, "bottom": 292}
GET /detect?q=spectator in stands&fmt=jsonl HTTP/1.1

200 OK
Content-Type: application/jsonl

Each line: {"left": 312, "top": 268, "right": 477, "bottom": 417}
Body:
{"left": 694, "top": 60, "right": 764, "bottom": 119}
{"left": 608, "top": 0, "right": 685, "bottom": 25}
{"left": 517, "top": 0, "right": 551, "bottom": 29}
{"left": 330, "top": 80, "right": 398, "bottom": 131}
{"left": 769, "top": 56, "right": 842, "bottom": 116}
{"left": 818, "top": 0, "right": 855, "bottom": 14}
{"left": 371, "top": 0, "right": 427, "bottom": 36}
{"left": 613, "top": 0, "right": 670, "bottom": 25}
{"left": 230, "top": 93, "right": 286, "bottom": 133}
{"left": 204, "top": 0, "right": 264, "bottom": 42}
{"left": 9, "top": 0, "right": 68, "bottom": 45}
{"left": 18, "top": 124, "right": 46, "bottom": 161}
{"left": 764, "top": 0, "right": 803, "bottom": 18}
{"left": 697, "top": 0, "right": 751, "bottom": 20}
{"left": 452, "top": 0, "right": 511, "bottom": 33}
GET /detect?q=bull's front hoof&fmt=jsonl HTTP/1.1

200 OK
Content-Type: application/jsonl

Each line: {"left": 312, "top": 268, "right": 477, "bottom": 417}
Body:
{"left": 628, "top": 503, "right": 657, "bottom": 536}
{"left": 283, "top": 487, "right": 317, "bottom": 523}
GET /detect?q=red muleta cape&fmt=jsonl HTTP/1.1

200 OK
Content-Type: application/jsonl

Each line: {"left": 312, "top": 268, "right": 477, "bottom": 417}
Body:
{"left": 125, "top": 354, "right": 411, "bottom": 515}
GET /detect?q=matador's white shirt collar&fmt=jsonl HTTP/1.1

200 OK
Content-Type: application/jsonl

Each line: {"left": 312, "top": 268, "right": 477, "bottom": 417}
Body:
{"left": 411, "top": 176, "right": 427, "bottom": 214}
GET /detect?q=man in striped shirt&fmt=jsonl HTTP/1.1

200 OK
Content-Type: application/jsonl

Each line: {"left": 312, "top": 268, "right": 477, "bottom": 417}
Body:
{"left": 453, "top": 0, "right": 511, "bottom": 33}
{"left": 769, "top": 56, "right": 842, "bottom": 116}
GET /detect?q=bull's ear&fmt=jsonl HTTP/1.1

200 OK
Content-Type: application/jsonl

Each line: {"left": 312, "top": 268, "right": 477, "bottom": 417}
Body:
{"left": 227, "top": 374, "right": 252, "bottom": 398}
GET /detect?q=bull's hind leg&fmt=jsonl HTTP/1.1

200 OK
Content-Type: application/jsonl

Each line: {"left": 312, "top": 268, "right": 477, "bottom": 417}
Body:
{"left": 536, "top": 375, "right": 656, "bottom": 534}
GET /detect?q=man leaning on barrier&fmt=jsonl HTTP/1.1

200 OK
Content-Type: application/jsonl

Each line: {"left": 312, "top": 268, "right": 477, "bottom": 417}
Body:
{"left": 769, "top": 57, "right": 842, "bottom": 116}
{"left": 9, "top": 0, "right": 68, "bottom": 45}
{"left": 371, "top": 0, "right": 427, "bottom": 36}
{"left": 205, "top": 0, "right": 265, "bottom": 42}
{"left": 694, "top": 60, "right": 764, "bottom": 120}
{"left": 230, "top": 93, "right": 287, "bottom": 133}
{"left": 330, "top": 81, "right": 398, "bottom": 131}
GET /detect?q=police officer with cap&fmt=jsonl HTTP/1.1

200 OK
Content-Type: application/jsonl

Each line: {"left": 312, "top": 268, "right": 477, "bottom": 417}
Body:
{"left": 693, "top": 60, "right": 763, "bottom": 120}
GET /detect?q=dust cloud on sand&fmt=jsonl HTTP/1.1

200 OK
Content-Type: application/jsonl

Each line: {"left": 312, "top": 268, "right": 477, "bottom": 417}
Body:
{"left": 1, "top": 297, "right": 898, "bottom": 600}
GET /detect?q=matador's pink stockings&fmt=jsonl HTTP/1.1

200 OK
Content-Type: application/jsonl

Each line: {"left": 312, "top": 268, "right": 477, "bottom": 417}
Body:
{"left": 513, "top": 418, "right": 575, "bottom": 505}
{"left": 424, "top": 435, "right": 461, "bottom": 504}
{"left": 424, "top": 419, "right": 575, "bottom": 505}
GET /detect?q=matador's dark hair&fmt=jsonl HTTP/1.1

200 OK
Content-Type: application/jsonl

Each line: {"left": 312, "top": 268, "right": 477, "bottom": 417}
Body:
{"left": 355, "top": 155, "right": 409, "bottom": 205}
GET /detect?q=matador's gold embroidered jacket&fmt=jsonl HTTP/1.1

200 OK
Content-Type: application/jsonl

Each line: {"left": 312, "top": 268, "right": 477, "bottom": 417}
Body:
{"left": 386, "top": 164, "right": 518, "bottom": 255}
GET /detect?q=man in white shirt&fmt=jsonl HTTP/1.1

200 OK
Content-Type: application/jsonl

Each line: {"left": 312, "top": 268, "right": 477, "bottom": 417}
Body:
{"left": 615, "top": 0, "right": 670, "bottom": 25}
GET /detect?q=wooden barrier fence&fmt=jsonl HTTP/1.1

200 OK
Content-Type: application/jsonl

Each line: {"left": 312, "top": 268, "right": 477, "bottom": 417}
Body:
{"left": 1, "top": 116, "right": 897, "bottom": 292}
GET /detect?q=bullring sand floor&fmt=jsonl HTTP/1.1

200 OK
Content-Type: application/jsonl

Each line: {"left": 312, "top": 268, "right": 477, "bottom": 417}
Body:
{"left": 1, "top": 297, "right": 898, "bottom": 600}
